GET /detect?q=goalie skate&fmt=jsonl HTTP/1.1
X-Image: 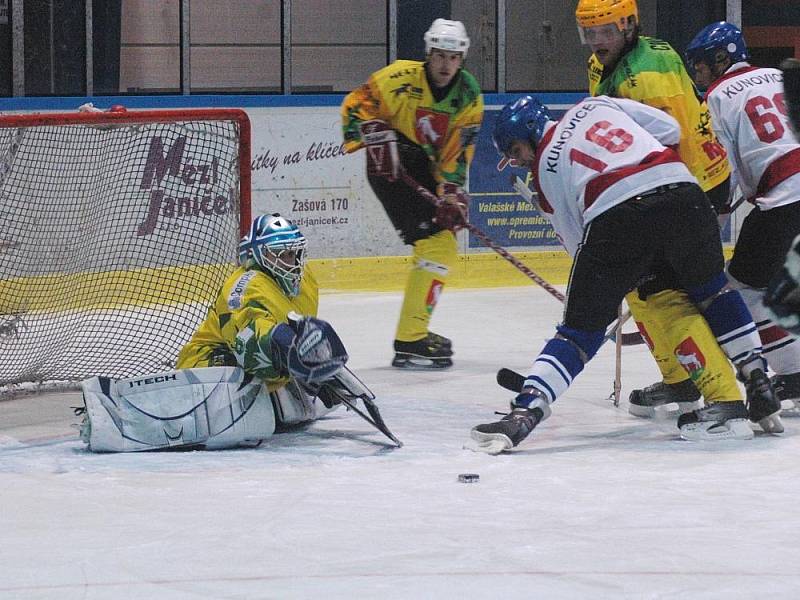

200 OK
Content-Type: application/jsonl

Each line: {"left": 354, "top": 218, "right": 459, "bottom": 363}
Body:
{"left": 677, "top": 400, "right": 753, "bottom": 441}
{"left": 392, "top": 333, "right": 453, "bottom": 370}
{"left": 628, "top": 379, "right": 702, "bottom": 418}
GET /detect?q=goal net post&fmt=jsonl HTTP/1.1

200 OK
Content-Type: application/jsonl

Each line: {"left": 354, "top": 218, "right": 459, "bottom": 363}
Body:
{"left": 0, "top": 107, "right": 251, "bottom": 389}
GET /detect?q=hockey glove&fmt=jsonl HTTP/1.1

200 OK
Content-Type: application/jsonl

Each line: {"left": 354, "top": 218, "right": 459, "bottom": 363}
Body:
{"left": 781, "top": 58, "right": 800, "bottom": 139}
{"left": 434, "top": 182, "right": 470, "bottom": 231}
{"left": 359, "top": 120, "right": 400, "bottom": 181}
{"left": 279, "top": 314, "right": 349, "bottom": 392}
{"left": 764, "top": 237, "right": 800, "bottom": 336}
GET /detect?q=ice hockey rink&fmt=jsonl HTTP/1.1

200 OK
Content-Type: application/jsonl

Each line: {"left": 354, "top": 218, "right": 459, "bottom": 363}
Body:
{"left": 2, "top": 285, "right": 799, "bottom": 600}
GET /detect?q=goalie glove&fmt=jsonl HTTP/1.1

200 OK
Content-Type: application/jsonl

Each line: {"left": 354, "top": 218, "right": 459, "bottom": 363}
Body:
{"left": 270, "top": 314, "right": 349, "bottom": 391}
{"left": 359, "top": 119, "right": 400, "bottom": 181}
{"left": 434, "top": 182, "right": 470, "bottom": 231}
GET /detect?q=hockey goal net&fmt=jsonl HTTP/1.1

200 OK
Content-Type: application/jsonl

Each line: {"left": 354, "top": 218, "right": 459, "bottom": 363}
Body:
{"left": 0, "top": 108, "right": 251, "bottom": 390}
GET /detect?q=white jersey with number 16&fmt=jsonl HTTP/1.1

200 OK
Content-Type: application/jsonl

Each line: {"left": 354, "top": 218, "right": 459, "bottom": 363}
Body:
{"left": 531, "top": 96, "right": 697, "bottom": 256}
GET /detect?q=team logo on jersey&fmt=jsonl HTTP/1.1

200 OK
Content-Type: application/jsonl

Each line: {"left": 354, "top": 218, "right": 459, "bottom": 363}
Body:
{"left": 426, "top": 279, "right": 445, "bottom": 313}
{"left": 675, "top": 337, "right": 706, "bottom": 381}
{"left": 227, "top": 270, "right": 257, "bottom": 309}
{"left": 416, "top": 110, "right": 448, "bottom": 148}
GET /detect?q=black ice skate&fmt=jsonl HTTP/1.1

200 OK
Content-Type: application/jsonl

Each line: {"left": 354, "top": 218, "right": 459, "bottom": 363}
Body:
{"left": 771, "top": 372, "right": 800, "bottom": 414}
{"left": 392, "top": 333, "right": 453, "bottom": 369}
{"left": 428, "top": 331, "right": 452, "bottom": 350}
{"left": 743, "top": 368, "right": 783, "bottom": 433}
{"left": 628, "top": 379, "right": 701, "bottom": 418}
{"left": 677, "top": 400, "right": 752, "bottom": 441}
{"left": 469, "top": 390, "right": 551, "bottom": 454}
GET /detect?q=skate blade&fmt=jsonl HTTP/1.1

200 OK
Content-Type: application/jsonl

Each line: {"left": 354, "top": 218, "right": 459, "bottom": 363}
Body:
{"left": 463, "top": 438, "right": 511, "bottom": 455}
{"left": 629, "top": 400, "right": 700, "bottom": 420}
{"left": 756, "top": 412, "right": 784, "bottom": 434}
{"left": 679, "top": 418, "right": 754, "bottom": 441}
{"left": 465, "top": 430, "right": 513, "bottom": 455}
{"left": 391, "top": 357, "right": 452, "bottom": 370}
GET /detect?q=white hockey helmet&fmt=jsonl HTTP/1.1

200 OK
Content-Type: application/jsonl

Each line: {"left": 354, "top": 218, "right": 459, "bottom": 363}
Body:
{"left": 424, "top": 19, "right": 470, "bottom": 58}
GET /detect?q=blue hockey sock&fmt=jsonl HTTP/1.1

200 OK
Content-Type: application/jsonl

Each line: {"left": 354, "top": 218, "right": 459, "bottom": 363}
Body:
{"left": 522, "top": 326, "right": 603, "bottom": 403}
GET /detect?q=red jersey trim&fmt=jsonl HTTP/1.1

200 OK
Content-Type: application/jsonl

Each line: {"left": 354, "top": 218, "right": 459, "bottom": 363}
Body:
{"left": 756, "top": 146, "right": 800, "bottom": 198}
{"left": 583, "top": 148, "right": 683, "bottom": 210}
{"left": 704, "top": 65, "right": 760, "bottom": 101}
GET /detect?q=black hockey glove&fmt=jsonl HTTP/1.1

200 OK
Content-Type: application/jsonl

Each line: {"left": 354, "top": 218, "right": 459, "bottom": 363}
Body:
{"left": 781, "top": 58, "right": 800, "bottom": 139}
{"left": 764, "top": 235, "right": 800, "bottom": 337}
{"left": 271, "top": 314, "right": 349, "bottom": 392}
{"left": 360, "top": 120, "right": 400, "bottom": 181}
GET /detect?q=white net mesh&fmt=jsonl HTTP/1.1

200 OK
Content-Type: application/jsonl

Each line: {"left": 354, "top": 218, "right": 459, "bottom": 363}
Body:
{"left": 0, "top": 109, "right": 249, "bottom": 388}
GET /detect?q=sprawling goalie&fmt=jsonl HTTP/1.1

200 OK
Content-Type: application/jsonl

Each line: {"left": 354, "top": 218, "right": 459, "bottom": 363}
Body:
{"left": 78, "top": 213, "right": 357, "bottom": 452}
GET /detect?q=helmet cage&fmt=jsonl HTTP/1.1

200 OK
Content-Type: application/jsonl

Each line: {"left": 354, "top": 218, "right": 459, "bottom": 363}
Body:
{"left": 246, "top": 214, "right": 307, "bottom": 297}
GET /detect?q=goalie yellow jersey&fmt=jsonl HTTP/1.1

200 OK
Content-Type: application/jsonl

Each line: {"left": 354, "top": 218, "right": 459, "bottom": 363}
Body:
{"left": 341, "top": 59, "right": 484, "bottom": 186}
{"left": 588, "top": 36, "right": 730, "bottom": 192}
{"left": 176, "top": 265, "right": 319, "bottom": 390}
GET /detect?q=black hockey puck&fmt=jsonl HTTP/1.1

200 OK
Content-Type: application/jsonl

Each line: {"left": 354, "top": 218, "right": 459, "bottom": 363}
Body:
{"left": 458, "top": 473, "right": 480, "bottom": 483}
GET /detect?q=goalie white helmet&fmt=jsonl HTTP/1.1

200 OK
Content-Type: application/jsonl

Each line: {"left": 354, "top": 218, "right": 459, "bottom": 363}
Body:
{"left": 240, "top": 213, "right": 307, "bottom": 297}
{"left": 424, "top": 18, "right": 470, "bottom": 58}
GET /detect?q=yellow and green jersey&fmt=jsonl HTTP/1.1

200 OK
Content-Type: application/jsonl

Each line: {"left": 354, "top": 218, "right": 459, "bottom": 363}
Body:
{"left": 341, "top": 59, "right": 484, "bottom": 187}
{"left": 588, "top": 36, "right": 729, "bottom": 191}
{"left": 176, "top": 265, "right": 319, "bottom": 390}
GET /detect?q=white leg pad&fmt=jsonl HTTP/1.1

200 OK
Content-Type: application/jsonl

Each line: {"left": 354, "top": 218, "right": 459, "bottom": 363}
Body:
{"left": 80, "top": 367, "right": 275, "bottom": 452}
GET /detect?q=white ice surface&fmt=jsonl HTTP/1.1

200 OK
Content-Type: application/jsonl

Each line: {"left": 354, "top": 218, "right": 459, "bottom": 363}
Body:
{"left": 1, "top": 286, "right": 799, "bottom": 600}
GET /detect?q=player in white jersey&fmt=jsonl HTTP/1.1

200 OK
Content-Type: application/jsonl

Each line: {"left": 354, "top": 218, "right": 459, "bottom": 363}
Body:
{"left": 469, "top": 95, "right": 781, "bottom": 453}
{"left": 686, "top": 22, "right": 800, "bottom": 410}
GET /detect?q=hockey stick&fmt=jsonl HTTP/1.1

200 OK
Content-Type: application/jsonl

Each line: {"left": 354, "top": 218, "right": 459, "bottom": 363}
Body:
{"left": 337, "top": 395, "right": 403, "bottom": 447}
{"left": 320, "top": 369, "right": 403, "bottom": 447}
{"left": 512, "top": 175, "right": 644, "bottom": 347}
{"left": 612, "top": 304, "right": 623, "bottom": 407}
{"left": 496, "top": 368, "right": 526, "bottom": 393}
{"left": 400, "top": 171, "right": 566, "bottom": 302}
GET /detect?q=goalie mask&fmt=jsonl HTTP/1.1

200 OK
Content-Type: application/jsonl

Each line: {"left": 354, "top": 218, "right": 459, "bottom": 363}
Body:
{"left": 241, "top": 213, "right": 307, "bottom": 297}
{"left": 492, "top": 95, "right": 553, "bottom": 164}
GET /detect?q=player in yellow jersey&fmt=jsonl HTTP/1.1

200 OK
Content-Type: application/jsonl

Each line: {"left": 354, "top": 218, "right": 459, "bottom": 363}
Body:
{"left": 177, "top": 213, "right": 350, "bottom": 420}
{"left": 575, "top": 0, "right": 747, "bottom": 419}
{"left": 79, "top": 214, "right": 364, "bottom": 452}
{"left": 341, "top": 18, "right": 484, "bottom": 369}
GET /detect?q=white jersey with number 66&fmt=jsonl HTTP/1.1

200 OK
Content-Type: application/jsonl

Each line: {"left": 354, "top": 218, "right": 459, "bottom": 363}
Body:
{"left": 705, "top": 62, "right": 800, "bottom": 211}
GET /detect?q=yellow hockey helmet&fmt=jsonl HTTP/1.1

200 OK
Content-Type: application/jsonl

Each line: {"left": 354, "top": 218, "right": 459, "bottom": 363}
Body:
{"left": 575, "top": 0, "right": 638, "bottom": 31}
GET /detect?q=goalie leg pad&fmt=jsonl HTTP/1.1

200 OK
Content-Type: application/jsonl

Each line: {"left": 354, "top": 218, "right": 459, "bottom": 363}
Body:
{"left": 80, "top": 367, "right": 275, "bottom": 452}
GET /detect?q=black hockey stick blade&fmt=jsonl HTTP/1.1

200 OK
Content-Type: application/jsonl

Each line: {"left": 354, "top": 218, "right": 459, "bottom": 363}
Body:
{"left": 338, "top": 395, "right": 403, "bottom": 447}
{"left": 497, "top": 368, "right": 525, "bottom": 394}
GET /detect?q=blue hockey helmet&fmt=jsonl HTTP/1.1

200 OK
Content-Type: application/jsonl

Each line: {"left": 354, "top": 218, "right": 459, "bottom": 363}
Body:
{"left": 241, "top": 213, "right": 307, "bottom": 297}
{"left": 685, "top": 21, "right": 749, "bottom": 76}
{"left": 492, "top": 96, "right": 553, "bottom": 158}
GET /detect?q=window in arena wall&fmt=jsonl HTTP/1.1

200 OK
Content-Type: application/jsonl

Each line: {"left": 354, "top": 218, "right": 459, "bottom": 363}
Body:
{"left": 190, "top": 0, "right": 282, "bottom": 93}
{"left": 290, "top": 0, "right": 387, "bottom": 93}
{"left": 118, "top": 0, "right": 180, "bottom": 94}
